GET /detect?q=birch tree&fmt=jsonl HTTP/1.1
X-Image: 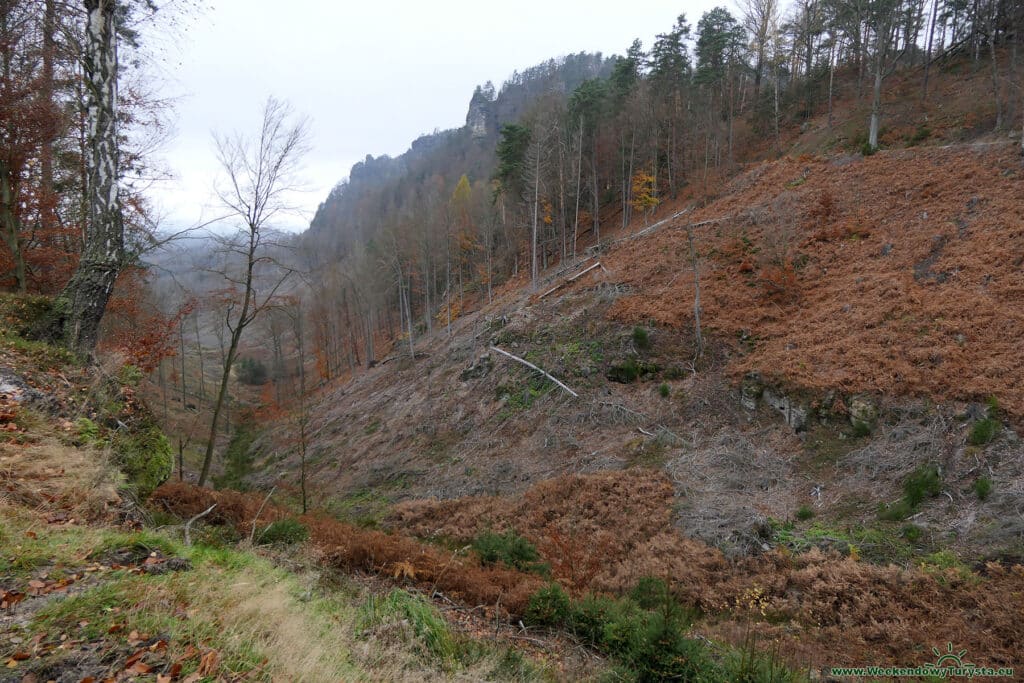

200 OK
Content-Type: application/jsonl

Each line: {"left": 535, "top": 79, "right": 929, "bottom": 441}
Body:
{"left": 57, "top": 0, "right": 125, "bottom": 355}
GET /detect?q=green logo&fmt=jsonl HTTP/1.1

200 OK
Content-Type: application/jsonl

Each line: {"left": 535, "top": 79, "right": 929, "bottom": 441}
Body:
{"left": 827, "top": 642, "right": 1014, "bottom": 678}
{"left": 929, "top": 642, "right": 973, "bottom": 669}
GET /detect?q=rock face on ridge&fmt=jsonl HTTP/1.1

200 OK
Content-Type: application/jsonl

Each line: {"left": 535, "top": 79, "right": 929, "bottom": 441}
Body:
{"left": 465, "top": 83, "right": 495, "bottom": 139}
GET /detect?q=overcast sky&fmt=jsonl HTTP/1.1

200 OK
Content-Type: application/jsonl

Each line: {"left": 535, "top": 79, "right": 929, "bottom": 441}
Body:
{"left": 145, "top": 0, "right": 723, "bottom": 233}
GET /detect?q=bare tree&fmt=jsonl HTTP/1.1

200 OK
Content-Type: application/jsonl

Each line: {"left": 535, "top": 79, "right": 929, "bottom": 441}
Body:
{"left": 197, "top": 96, "right": 309, "bottom": 487}
{"left": 743, "top": 0, "right": 780, "bottom": 95}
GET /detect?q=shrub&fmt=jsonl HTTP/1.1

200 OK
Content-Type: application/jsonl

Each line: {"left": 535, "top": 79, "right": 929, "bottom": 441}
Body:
{"left": 236, "top": 357, "right": 268, "bottom": 385}
{"left": 256, "top": 518, "right": 308, "bottom": 545}
{"left": 795, "top": 504, "right": 815, "bottom": 521}
{"left": 75, "top": 417, "right": 103, "bottom": 446}
{"left": 632, "top": 326, "right": 651, "bottom": 350}
{"left": 879, "top": 464, "right": 942, "bottom": 521}
{"left": 850, "top": 420, "right": 873, "bottom": 438}
{"left": 903, "top": 464, "right": 942, "bottom": 507}
{"left": 973, "top": 476, "right": 993, "bottom": 501}
{"left": 658, "top": 383, "right": 670, "bottom": 398}
{"left": 570, "top": 594, "right": 619, "bottom": 643}
{"left": 878, "top": 499, "right": 915, "bottom": 522}
{"left": 213, "top": 424, "right": 258, "bottom": 491}
{"left": 968, "top": 418, "right": 1000, "bottom": 446}
{"left": 606, "top": 359, "right": 659, "bottom": 384}
{"left": 0, "top": 293, "right": 55, "bottom": 338}
{"left": 629, "top": 577, "right": 671, "bottom": 611}
{"left": 525, "top": 583, "right": 571, "bottom": 627}
{"left": 111, "top": 422, "right": 173, "bottom": 498}
{"left": 471, "top": 530, "right": 546, "bottom": 574}
{"left": 118, "top": 364, "right": 144, "bottom": 387}
{"left": 901, "top": 524, "right": 923, "bottom": 543}
{"left": 907, "top": 125, "right": 931, "bottom": 146}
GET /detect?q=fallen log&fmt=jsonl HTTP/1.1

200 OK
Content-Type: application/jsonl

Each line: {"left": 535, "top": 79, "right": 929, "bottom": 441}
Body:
{"left": 489, "top": 345, "right": 579, "bottom": 398}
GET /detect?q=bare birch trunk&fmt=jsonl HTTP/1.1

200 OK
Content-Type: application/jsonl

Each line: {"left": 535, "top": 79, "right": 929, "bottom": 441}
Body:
{"left": 58, "top": 0, "right": 125, "bottom": 355}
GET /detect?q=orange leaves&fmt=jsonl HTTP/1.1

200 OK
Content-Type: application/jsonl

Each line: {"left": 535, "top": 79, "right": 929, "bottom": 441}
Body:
{"left": 630, "top": 170, "right": 660, "bottom": 215}
{"left": 390, "top": 560, "right": 418, "bottom": 581}
{"left": 756, "top": 261, "right": 800, "bottom": 305}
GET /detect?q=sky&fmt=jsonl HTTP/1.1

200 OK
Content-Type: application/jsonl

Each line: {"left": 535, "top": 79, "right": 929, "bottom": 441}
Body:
{"left": 144, "top": 0, "right": 723, "bottom": 233}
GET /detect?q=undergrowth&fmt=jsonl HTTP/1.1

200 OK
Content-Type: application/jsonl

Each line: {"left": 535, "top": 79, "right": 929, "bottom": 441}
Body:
{"left": 878, "top": 464, "right": 942, "bottom": 521}
{"left": 472, "top": 529, "right": 549, "bottom": 575}
{"left": 523, "top": 577, "right": 805, "bottom": 682}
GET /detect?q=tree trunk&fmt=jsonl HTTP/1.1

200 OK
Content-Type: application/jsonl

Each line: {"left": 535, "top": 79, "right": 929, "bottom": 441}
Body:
{"left": 39, "top": 0, "right": 57, "bottom": 236}
{"left": 198, "top": 233, "right": 258, "bottom": 487}
{"left": 687, "top": 229, "right": 704, "bottom": 358}
{"left": 869, "top": 35, "right": 887, "bottom": 150}
{"left": 58, "top": 0, "right": 125, "bottom": 356}
{"left": 0, "top": 160, "right": 26, "bottom": 292}
{"left": 988, "top": 4, "right": 1004, "bottom": 130}
{"left": 531, "top": 149, "right": 540, "bottom": 289}
{"left": 194, "top": 312, "right": 205, "bottom": 401}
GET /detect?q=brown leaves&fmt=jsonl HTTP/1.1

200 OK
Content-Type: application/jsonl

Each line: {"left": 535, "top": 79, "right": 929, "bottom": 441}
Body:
{"left": 1, "top": 589, "right": 26, "bottom": 611}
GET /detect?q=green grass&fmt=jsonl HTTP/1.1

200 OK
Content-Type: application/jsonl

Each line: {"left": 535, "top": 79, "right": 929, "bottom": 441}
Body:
{"left": 771, "top": 519, "right": 920, "bottom": 565}
{"left": 357, "top": 589, "right": 459, "bottom": 665}
{"left": 0, "top": 329, "right": 78, "bottom": 368}
{"left": 327, "top": 488, "right": 391, "bottom": 529}
{"left": 255, "top": 518, "right": 309, "bottom": 545}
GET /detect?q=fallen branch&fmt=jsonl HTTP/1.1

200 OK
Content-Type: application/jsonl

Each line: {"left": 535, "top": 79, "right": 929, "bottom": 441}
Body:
{"left": 248, "top": 486, "right": 277, "bottom": 544}
{"left": 489, "top": 346, "right": 579, "bottom": 398}
{"left": 606, "top": 208, "right": 691, "bottom": 248}
{"left": 538, "top": 261, "right": 602, "bottom": 299}
{"left": 184, "top": 504, "right": 216, "bottom": 547}
{"left": 598, "top": 400, "right": 648, "bottom": 422}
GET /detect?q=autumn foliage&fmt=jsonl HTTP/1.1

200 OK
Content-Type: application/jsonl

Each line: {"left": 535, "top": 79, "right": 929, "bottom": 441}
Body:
{"left": 150, "top": 482, "right": 545, "bottom": 616}
{"left": 606, "top": 144, "right": 1024, "bottom": 418}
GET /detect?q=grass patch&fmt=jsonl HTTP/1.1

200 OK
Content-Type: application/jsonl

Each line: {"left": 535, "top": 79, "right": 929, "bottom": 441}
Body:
{"left": 357, "top": 589, "right": 458, "bottom": 665}
{"left": 771, "top": 519, "right": 919, "bottom": 565}
{"left": 496, "top": 374, "right": 554, "bottom": 416}
{"left": 255, "top": 518, "right": 309, "bottom": 546}
{"left": 918, "top": 550, "right": 976, "bottom": 584}
{"left": 327, "top": 488, "right": 391, "bottom": 529}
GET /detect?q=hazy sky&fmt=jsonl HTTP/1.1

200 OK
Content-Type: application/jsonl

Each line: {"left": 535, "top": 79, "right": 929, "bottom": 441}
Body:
{"left": 146, "top": 0, "right": 722, "bottom": 233}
